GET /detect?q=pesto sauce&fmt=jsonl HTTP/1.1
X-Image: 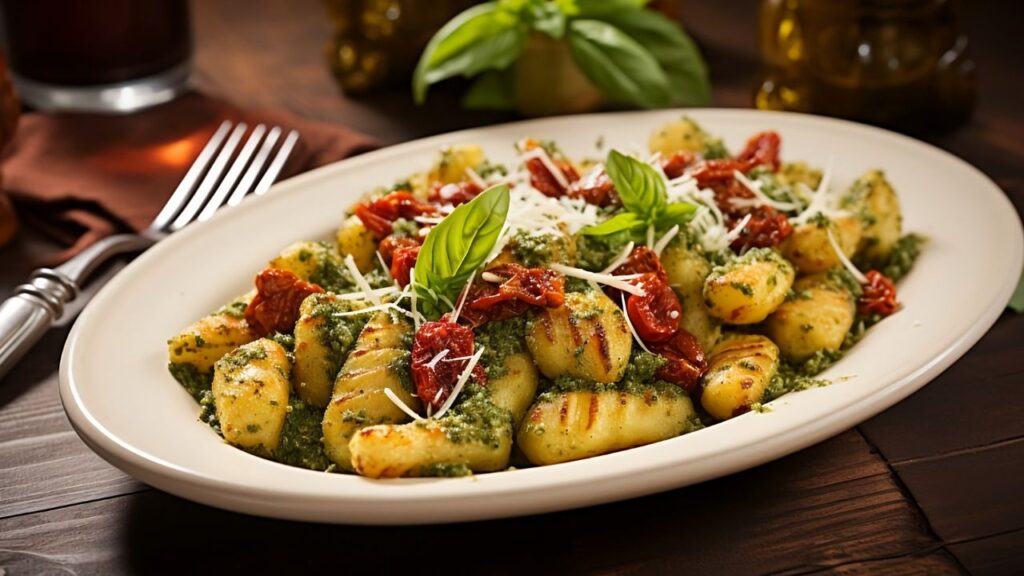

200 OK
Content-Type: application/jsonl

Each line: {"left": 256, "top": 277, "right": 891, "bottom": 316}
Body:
{"left": 391, "top": 218, "right": 419, "bottom": 238}
{"left": 273, "top": 398, "right": 332, "bottom": 471}
{"left": 419, "top": 462, "right": 473, "bottom": 477}
{"left": 576, "top": 231, "right": 632, "bottom": 271}
{"left": 425, "top": 383, "right": 512, "bottom": 448}
{"left": 216, "top": 298, "right": 248, "bottom": 319}
{"left": 511, "top": 231, "right": 555, "bottom": 267}
{"left": 168, "top": 362, "right": 213, "bottom": 403}
{"left": 309, "top": 245, "right": 355, "bottom": 293}
{"left": 198, "top": 389, "right": 221, "bottom": 434}
{"left": 476, "top": 316, "right": 527, "bottom": 380}
{"left": 308, "top": 295, "right": 370, "bottom": 375}
{"left": 386, "top": 352, "right": 415, "bottom": 395}
{"left": 541, "top": 351, "right": 685, "bottom": 402}
{"left": 879, "top": 233, "right": 926, "bottom": 282}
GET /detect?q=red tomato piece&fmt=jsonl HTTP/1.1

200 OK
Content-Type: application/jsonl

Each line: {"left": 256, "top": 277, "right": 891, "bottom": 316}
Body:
{"left": 625, "top": 273, "right": 683, "bottom": 344}
{"left": 661, "top": 151, "right": 696, "bottom": 179}
{"left": 858, "top": 270, "right": 899, "bottom": 316}
{"left": 390, "top": 245, "right": 420, "bottom": 288}
{"left": 727, "top": 206, "right": 794, "bottom": 251}
{"left": 648, "top": 329, "right": 708, "bottom": 394}
{"left": 354, "top": 191, "right": 439, "bottom": 238}
{"left": 567, "top": 169, "right": 619, "bottom": 207}
{"left": 460, "top": 264, "right": 565, "bottom": 327}
{"left": 526, "top": 157, "right": 580, "bottom": 198}
{"left": 245, "top": 268, "right": 324, "bottom": 337}
{"left": 428, "top": 181, "right": 484, "bottom": 206}
{"left": 412, "top": 321, "right": 486, "bottom": 410}
{"left": 736, "top": 131, "right": 782, "bottom": 172}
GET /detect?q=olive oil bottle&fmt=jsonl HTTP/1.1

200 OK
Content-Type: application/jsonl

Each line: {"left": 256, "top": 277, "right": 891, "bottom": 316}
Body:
{"left": 756, "top": 0, "right": 975, "bottom": 132}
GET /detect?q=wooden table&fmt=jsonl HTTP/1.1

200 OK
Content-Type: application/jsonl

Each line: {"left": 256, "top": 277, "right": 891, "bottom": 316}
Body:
{"left": 2, "top": 1, "right": 1022, "bottom": 573}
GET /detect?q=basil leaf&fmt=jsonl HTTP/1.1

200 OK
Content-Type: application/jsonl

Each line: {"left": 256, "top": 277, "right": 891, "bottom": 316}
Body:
{"left": 567, "top": 19, "right": 671, "bottom": 108}
{"left": 415, "top": 184, "right": 510, "bottom": 316}
{"left": 463, "top": 69, "right": 516, "bottom": 110}
{"left": 605, "top": 149, "right": 667, "bottom": 219}
{"left": 1009, "top": 269, "right": 1024, "bottom": 313}
{"left": 528, "top": 3, "right": 567, "bottom": 39}
{"left": 655, "top": 202, "right": 698, "bottom": 229}
{"left": 581, "top": 212, "right": 646, "bottom": 236}
{"left": 573, "top": 0, "right": 648, "bottom": 17}
{"left": 413, "top": 3, "right": 526, "bottom": 104}
{"left": 597, "top": 9, "right": 710, "bottom": 105}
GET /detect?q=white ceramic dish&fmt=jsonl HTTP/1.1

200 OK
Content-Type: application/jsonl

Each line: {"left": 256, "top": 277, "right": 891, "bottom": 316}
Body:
{"left": 59, "top": 109, "right": 1023, "bottom": 525}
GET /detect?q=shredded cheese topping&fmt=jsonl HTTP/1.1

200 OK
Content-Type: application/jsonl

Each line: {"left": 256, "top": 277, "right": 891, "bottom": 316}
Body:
{"left": 383, "top": 387, "right": 424, "bottom": 422}
{"left": 431, "top": 347, "right": 486, "bottom": 420}
{"left": 548, "top": 263, "right": 646, "bottom": 296}
{"left": 827, "top": 227, "right": 868, "bottom": 284}
{"left": 619, "top": 293, "right": 653, "bottom": 355}
{"left": 343, "top": 254, "right": 381, "bottom": 306}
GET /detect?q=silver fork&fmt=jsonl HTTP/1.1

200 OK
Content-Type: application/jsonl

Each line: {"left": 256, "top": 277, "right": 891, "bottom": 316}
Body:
{"left": 0, "top": 120, "right": 299, "bottom": 380}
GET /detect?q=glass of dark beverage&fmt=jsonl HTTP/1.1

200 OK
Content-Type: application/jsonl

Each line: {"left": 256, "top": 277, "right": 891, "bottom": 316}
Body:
{"left": 0, "top": 0, "right": 191, "bottom": 113}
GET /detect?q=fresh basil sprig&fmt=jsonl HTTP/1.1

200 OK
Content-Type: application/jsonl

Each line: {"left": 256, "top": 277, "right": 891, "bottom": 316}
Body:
{"left": 414, "top": 184, "right": 510, "bottom": 319}
{"left": 582, "top": 149, "right": 695, "bottom": 237}
{"left": 415, "top": 0, "right": 709, "bottom": 109}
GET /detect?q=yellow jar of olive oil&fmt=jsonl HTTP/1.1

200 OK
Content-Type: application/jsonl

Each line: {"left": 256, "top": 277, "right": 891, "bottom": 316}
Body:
{"left": 324, "top": 0, "right": 478, "bottom": 93}
{"left": 755, "top": 0, "right": 975, "bottom": 132}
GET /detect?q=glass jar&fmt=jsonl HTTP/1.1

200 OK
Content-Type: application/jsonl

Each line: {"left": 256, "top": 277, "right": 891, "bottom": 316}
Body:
{"left": 324, "top": 0, "right": 478, "bottom": 93}
{"left": 755, "top": 0, "right": 975, "bottom": 132}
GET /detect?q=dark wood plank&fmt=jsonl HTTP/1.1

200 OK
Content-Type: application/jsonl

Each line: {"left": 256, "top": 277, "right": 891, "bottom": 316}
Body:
{"left": 859, "top": 316, "right": 1024, "bottom": 463}
{"left": 891, "top": 437, "right": 1024, "bottom": 546}
{"left": 0, "top": 324, "right": 143, "bottom": 520}
{"left": 948, "top": 528, "right": 1024, "bottom": 576}
{"left": 0, "top": 430, "right": 960, "bottom": 576}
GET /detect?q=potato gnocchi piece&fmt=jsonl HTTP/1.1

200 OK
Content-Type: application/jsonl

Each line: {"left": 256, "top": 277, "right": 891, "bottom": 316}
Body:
{"left": 517, "top": 384, "right": 698, "bottom": 465}
{"left": 527, "top": 290, "right": 632, "bottom": 383}
{"left": 321, "top": 311, "right": 417, "bottom": 470}
{"left": 292, "top": 294, "right": 369, "bottom": 407}
{"left": 777, "top": 162, "right": 823, "bottom": 191}
{"left": 168, "top": 292, "right": 256, "bottom": 374}
{"left": 764, "top": 273, "right": 856, "bottom": 362}
{"left": 648, "top": 117, "right": 728, "bottom": 158}
{"left": 701, "top": 334, "right": 780, "bottom": 420}
{"left": 349, "top": 384, "right": 513, "bottom": 478}
{"left": 487, "top": 352, "right": 539, "bottom": 428}
{"left": 781, "top": 216, "right": 862, "bottom": 273}
{"left": 335, "top": 215, "right": 377, "bottom": 273}
{"left": 428, "top": 144, "right": 486, "bottom": 184}
{"left": 841, "top": 170, "right": 902, "bottom": 265}
{"left": 661, "top": 241, "right": 721, "bottom": 351}
{"left": 490, "top": 229, "right": 577, "bottom": 268}
{"left": 703, "top": 248, "right": 794, "bottom": 324}
{"left": 212, "top": 338, "right": 291, "bottom": 454}
{"left": 268, "top": 240, "right": 350, "bottom": 292}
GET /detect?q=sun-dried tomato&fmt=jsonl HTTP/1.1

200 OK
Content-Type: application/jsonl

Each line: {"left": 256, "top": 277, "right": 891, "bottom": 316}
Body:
{"left": 428, "top": 180, "right": 484, "bottom": 206}
{"left": 626, "top": 274, "right": 682, "bottom": 344}
{"left": 460, "top": 264, "right": 565, "bottom": 327}
{"left": 567, "top": 169, "right": 619, "bottom": 207}
{"left": 736, "top": 131, "right": 781, "bottom": 172}
{"left": 526, "top": 156, "right": 580, "bottom": 198}
{"left": 354, "top": 191, "right": 439, "bottom": 237}
{"left": 690, "top": 159, "right": 748, "bottom": 189}
{"left": 858, "top": 270, "right": 899, "bottom": 316}
{"left": 727, "top": 206, "right": 794, "bottom": 251}
{"left": 378, "top": 235, "right": 421, "bottom": 263}
{"left": 412, "top": 321, "right": 486, "bottom": 410}
{"left": 612, "top": 246, "right": 670, "bottom": 283}
{"left": 648, "top": 330, "right": 708, "bottom": 394}
{"left": 661, "top": 151, "right": 697, "bottom": 179}
{"left": 245, "top": 268, "right": 324, "bottom": 337}
{"left": 390, "top": 245, "right": 420, "bottom": 288}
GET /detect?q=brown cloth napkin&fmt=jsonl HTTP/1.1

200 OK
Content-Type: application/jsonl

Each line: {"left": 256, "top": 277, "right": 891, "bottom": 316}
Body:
{"left": 1, "top": 92, "right": 377, "bottom": 263}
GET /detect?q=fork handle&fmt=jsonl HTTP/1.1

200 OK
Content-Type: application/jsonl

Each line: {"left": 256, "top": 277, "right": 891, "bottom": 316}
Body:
{"left": 0, "top": 269, "right": 78, "bottom": 380}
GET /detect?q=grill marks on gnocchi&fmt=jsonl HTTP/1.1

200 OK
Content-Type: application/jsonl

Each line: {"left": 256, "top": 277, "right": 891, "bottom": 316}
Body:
{"left": 167, "top": 117, "right": 920, "bottom": 478}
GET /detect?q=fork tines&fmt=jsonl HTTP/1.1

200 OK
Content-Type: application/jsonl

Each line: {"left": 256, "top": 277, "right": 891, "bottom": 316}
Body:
{"left": 150, "top": 120, "right": 299, "bottom": 234}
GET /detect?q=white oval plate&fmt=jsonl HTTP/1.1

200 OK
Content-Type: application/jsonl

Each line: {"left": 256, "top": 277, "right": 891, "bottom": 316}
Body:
{"left": 60, "top": 109, "right": 1022, "bottom": 525}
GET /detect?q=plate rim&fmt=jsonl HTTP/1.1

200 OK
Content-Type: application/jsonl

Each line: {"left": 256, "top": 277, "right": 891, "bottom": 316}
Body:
{"left": 59, "top": 108, "right": 1024, "bottom": 524}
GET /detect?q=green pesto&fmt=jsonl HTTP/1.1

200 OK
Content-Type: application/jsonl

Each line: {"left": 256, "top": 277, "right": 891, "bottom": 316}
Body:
{"left": 748, "top": 167, "right": 802, "bottom": 213}
{"left": 730, "top": 282, "right": 754, "bottom": 297}
{"left": 419, "top": 462, "right": 473, "bottom": 477}
{"left": 620, "top": 351, "right": 668, "bottom": 387}
{"left": 168, "top": 362, "right": 213, "bottom": 403}
{"left": 785, "top": 288, "right": 813, "bottom": 302}
{"left": 272, "top": 333, "right": 295, "bottom": 355}
{"left": 711, "top": 247, "right": 791, "bottom": 278}
{"left": 763, "top": 363, "right": 833, "bottom": 402}
{"left": 198, "top": 389, "right": 221, "bottom": 435}
{"left": 575, "top": 231, "right": 632, "bottom": 271}
{"left": 216, "top": 297, "right": 249, "bottom": 319}
{"left": 878, "top": 233, "right": 926, "bottom": 282}
{"left": 476, "top": 316, "right": 527, "bottom": 380}
{"left": 307, "top": 295, "right": 371, "bottom": 376}
{"left": 475, "top": 160, "right": 508, "bottom": 179}
{"left": 389, "top": 180, "right": 412, "bottom": 192}
{"left": 386, "top": 351, "right": 415, "bottom": 394}
{"left": 825, "top": 267, "right": 863, "bottom": 298}
{"left": 425, "top": 383, "right": 511, "bottom": 447}
{"left": 308, "top": 243, "right": 355, "bottom": 293}
{"left": 539, "top": 375, "right": 686, "bottom": 406}
{"left": 564, "top": 277, "right": 594, "bottom": 293}
{"left": 273, "top": 398, "right": 332, "bottom": 471}
{"left": 511, "top": 231, "right": 557, "bottom": 267}
{"left": 216, "top": 343, "right": 268, "bottom": 371}
{"left": 246, "top": 423, "right": 261, "bottom": 433}
{"left": 807, "top": 211, "right": 831, "bottom": 228}
{"left": 392, "top": 218, "right": 419, "bottom": 238}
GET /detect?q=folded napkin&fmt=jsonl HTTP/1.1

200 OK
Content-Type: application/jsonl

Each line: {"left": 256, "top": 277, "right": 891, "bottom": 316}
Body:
{"left": 1, "top": 92, "right": 377, "bottom": 263}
